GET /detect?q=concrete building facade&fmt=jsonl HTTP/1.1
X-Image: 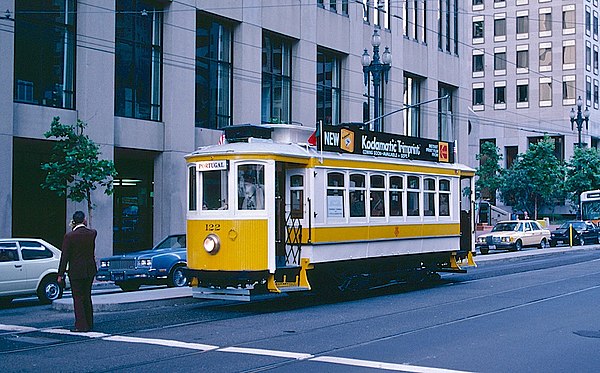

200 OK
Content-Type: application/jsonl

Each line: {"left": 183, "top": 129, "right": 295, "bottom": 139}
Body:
{"left": 468, "top": 0, "right": 600, "bottom": 213}
{"left": 1, "top": 0, "right": 469, "bottom": 258}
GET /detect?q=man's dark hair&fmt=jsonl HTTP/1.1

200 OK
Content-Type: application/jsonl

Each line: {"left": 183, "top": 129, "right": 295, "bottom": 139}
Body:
{"left": 72, "top": 211, "right": 85, "bottom": 224}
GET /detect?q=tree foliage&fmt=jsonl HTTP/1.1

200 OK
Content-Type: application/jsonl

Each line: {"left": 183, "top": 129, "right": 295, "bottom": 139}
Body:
{"left": 475, "top": 141, "right": 503, "bottom": 202}
{"left": 564, "top": 147, "right": 600, "bottom": 211}
{"left": 499, "top": 137, "right": 565, "bottom": 219}
{"left": 41, "top": 117, "right": 117, "bottom": 226}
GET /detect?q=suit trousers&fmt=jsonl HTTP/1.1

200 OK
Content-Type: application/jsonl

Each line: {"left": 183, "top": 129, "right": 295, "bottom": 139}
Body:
{"left": 70, "top": 277, "right": 94, "bottom": 331}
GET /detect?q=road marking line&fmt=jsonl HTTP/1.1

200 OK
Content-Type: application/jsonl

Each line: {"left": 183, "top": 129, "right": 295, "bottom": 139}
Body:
{"left": 103, "top": 335, "right": 218, "bottom": 351}
{"left": 0, "top": 324, "right": 39, "bottom": 333}
{"left": 311, "top": 356, "right": 473, "bottom": 373}
{"left": 41, "top": 328, "right": 109, "bottom": 338}
{"left": 219, "top": 346, "right": 313, "bottom": 360}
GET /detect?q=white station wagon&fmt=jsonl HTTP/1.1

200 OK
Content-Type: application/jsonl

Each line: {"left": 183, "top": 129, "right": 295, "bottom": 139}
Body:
{"left": 0, "top": 238, "right": 65, "bottom": 304}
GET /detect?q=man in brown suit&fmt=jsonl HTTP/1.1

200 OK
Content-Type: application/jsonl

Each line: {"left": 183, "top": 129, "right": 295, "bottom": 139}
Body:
{"left": 58, "top": 211, "right": 97, "bottom": 332}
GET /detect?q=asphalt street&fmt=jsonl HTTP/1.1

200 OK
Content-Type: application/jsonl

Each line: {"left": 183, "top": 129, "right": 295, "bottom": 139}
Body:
{"left": 1, "top": 245, "right": 600, "bottom": 372}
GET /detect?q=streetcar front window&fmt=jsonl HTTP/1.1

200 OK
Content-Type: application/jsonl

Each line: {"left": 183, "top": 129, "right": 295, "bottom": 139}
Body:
{"left": 238, "top": 164, "right": 265, "bottom": 210}
{"left": 439, "top": 179, "right": 451, "bottom": 216}
{"left": 202, "top": 170, "right": 228, "bottom": 210}
{"left": 582, "top": 201, "right": 600, "bottom": 220}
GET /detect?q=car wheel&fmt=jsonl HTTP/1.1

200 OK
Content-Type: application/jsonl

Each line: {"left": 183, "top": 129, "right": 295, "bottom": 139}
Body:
{"left": 539, "top": 238, "right": 548, "bottom": 249}
{"left": 514, "top": 240, "right": 523, "bottom": 251}
{"left": 480, "top": 248, "right": 489, "bottom": 255}
{"left": 579, "top": 236, "right": 585, "bottom": 246}
{"left": 37, "top": 275, "right": 63, "bottom": 304}
{"left": 116, "top": 282, "right": 140, "bottom": 292}
{"left": 168, "top": 266, "right": 188, "bottom": 288}
{"left": 0, "top": 297, "right": 13, "bottom": 306}
{"left": 550, "top": 240, "right": 557, "bottom": 247}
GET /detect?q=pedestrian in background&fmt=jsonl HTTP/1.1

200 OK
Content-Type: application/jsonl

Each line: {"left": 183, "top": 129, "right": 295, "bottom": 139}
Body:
{"left": 57, "top": 211, "right": 97, "bottom": 332}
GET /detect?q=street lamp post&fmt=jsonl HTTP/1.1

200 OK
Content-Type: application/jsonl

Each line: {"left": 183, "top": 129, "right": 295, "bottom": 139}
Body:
{"left": 569, "top": 96, "right": 590, "bottom": 148}
{"left": 361, "top": 29, "right": 391, "bottom": 132}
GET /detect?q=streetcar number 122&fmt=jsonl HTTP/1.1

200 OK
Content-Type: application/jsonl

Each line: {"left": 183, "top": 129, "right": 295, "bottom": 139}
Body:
{"left": 205, "top": 223, "right": 221, "bottom": 231}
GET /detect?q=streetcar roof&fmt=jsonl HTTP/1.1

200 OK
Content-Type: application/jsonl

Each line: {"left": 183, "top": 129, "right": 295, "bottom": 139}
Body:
{"left": 186, "top": 140, "right": 475, "bottom": 175}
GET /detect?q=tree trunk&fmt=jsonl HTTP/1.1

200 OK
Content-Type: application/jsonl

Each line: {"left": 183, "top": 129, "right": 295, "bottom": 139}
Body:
{"left": 87, "top": 189, "right": 93, "bottom": 228}
{"left": 534, "top": 196, "right": 538, "bottom": 220}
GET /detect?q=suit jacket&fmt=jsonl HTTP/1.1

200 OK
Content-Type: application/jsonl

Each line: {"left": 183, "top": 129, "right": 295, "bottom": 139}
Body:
{"left": 58, "top": 226, "right": 98, "bottom": 280}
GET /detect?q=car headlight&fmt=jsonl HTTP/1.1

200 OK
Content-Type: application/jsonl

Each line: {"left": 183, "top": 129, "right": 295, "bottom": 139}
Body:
{"left": 501, "top": 237, "right": 510, "bottom": 243}
{"left": 138, "top": 258, "right": 152, "bottom": 267}
{"left": 477, "top": 237, "right": 486, "bottom": 243}
{"left": 204, "top": 233, "right": 221, "bottom": 255}
{"left": 100, "top": 260, "right": 109, "bottom": 268}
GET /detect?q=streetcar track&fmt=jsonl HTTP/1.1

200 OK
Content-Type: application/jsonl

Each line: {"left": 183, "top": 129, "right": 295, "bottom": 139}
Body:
{"left": 2, "top": 253, "right": 600, "bottom": 371}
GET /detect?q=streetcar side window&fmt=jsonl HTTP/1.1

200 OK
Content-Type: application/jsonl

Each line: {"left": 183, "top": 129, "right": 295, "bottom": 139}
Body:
{"left": 389, "top": 175, "right": 403, "bottom": 217}
{"left": 370, "top": 174, "right": 385, "bottom": 217}
{"left": 188, "top": 166, "right": 197, "bottom": 211}
{"left": 290, "top": 175, "right": 304, "bottom": 219}
{"left": 349, "top": 173, "right": 366, "bottom": 217}
{"left": 327, "top": 172, "right": 345, "bottom": 217}
{"left": 238, "top": 164, "right": 265, "bottom": 210}
{"left": 423, "top": 178, "right": 436, "bottom": 216}
{"left": 202, "top": 170, "right": 228, "bottom": 210}
{"left": 439, "top": 179, "right": 451, "bottom": 217}
{"left": 407, "top": 176, "right": 420, "bottom": 216}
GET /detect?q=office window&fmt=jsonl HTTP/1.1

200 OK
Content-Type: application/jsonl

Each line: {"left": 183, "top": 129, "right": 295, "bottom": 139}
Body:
{"left": 473, "top": 20, "right": 484, "bottom": 39}
{"left": 563, "top": 7, "right": 576, "bottom": 31}
{"left": 594, "top": 46, "right": 599, "bottom": 72}
{"left": 494, "top": 52, "right": 507, "bottom": 71}
{"left": 115, "top": 0, "right": 162, "bottom": 121}
{"left": 262, "top": 33, "right": 292, "bottom": 124}
{"left": 363, "top": 0, "right": 370, "bottom": 23}
{"left": 330, "top": 0, "right": 336, "bottom": 12}
{"left": 594, "top": 80, "right": 599, "bottom": 108}
{"left": 586, "top": 8, "right": 592, "bottom": 35}
{"left": 342, "top": 0, "right": 348, "bottom": 15}
{"left": 587, "top": 78, "right": 592, "bottom": 103}
{"left": 594, "top": 12, "right": 599, "bottom": 40}
{"left": 438, "top": 84, "right": 455, "bottom": 141}
{"left": 473, "top": 87, "right": 484, "bottom": 105}
{"left": 517, "top": 50, "right": 529, "bottom": 69}
{"left": 316, "top": 49, "right": 341, "bottom": 126}
{"left": 539, "top": 11, "right": 552, "bottom": 36}
{"left": 494, "top": 86, "right": 506, "bottom": 104}
{"left": 317, "top": 0, "right": 324, "bottom": 7}
{"left": 517, "top": 83, "right": 528, "bottom": 103}
{"left": 505, "top": 146, "right": 518, "bottom": 168}
{"left": 528, "top": 136, "right": 564, "bottom": 161}
{"left": 14, "top": 0, "right": 76, "bottom": 109}
{"left": 539, "top": 45, "right": 552, "bottom": 70}
{"left": 563, "top": 76, "right": 576, "bottom": 101}
{"left": 587, "top": 43, "right": 592, "bottom": 71}
{"left": 473, "top": 54, "right": 484, "bottom": 73}
{"left": 540, "top": 79, "right": 552, "bottom": 103}
{"left": 473, "top": 0, "right": 483, "bottom": 4}
{"left": 404, "top": 75, "right": 422, "bottom": 137}
{"left": 516, "top": 15, "right": 529, "bottom": 35}
{"left": 494, "top": 17, "right": 506, "bottom": 39}
{"left": 563, "top": 42, "right": 576, "bottom": 68}
{"left": 195, "top": 16, "right": 232, "bottom": 129}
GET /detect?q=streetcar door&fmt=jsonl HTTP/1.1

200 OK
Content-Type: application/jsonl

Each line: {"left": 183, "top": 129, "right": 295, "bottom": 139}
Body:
{"left": 460, "top": 176, "right": 474, "bottom": 252}
{"left": 275, "top": 162, "right": 286, "bottom": 267}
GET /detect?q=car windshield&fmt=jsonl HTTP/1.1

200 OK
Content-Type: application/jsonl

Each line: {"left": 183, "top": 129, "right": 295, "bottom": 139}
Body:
{"left": 559, "top": 222, "right": 586, "bottom": 230}
{"left": 154, "top": 235, "right": 186, "bottom": 250}
{"left": 492, "top": 222, "right": 518, "bottom": 232}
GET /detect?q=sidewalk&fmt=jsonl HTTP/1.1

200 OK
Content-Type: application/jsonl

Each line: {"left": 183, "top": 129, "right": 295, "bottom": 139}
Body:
{"left": 51, "top": 244, "right": 600, "bottom": 312}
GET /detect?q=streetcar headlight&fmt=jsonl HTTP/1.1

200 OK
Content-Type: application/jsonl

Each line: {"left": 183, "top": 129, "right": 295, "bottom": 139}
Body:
{"left": 203, "top": 234, "right": 221, "bottom": 255}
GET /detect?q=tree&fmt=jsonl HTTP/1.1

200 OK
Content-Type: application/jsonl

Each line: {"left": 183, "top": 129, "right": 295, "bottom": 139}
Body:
{"left": 499, "top": 137, "right": 565, "bottom": 219}
{"left": 564, "top": 146, "right": 600, "bottom": 213}
{"left": 475, "top": 141, "right": 503, "bottom": 203}
{"left": 41, "top": 117, "right": 117, "bottom": 227}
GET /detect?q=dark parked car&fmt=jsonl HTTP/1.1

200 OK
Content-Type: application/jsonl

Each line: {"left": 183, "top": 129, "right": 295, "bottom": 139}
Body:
{"left": 550, "top": 221, "right": 600, "bottom": 247}
{"left": 96, "top": 234, "right": 187, "bottom": 291}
